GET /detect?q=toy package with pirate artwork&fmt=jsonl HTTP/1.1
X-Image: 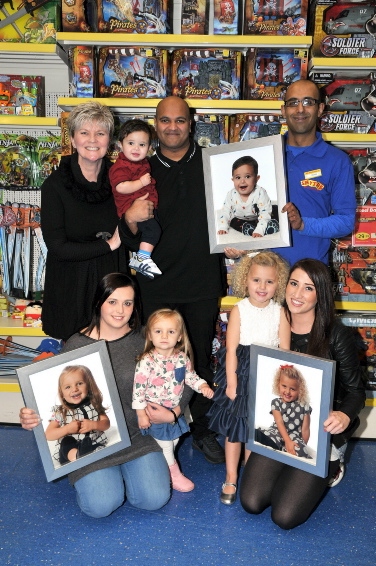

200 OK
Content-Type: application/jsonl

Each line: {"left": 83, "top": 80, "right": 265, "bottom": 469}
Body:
{"left": 310, "top": 71, "right": 376, "bottom": 134}
{"left": 68, "top": 46, "right": 95, "bottom": 98}
{"left": 170, "top": 48, "right": 242, "bottom": 100}
{"left": 213, "top": 0, "right": 241, "bottom": 35}
{"left": 97, "top": 46, "right": 168, "bottom": 98}
{"left": 97, "top": 0, "right": 170, "bottom": 33}
{"left": 0, "top": 0, "right": 59, "bottom": 43}
{"left": 193, "top": 114, "right": 229, "bottom": 147}
{"left": 310, "top": 0, "right": 376, "bottom": 58}
{"left": 243, "top": 47, "right": 308, "bottom": 101}
{"left": 229, "top": 113, "right": 283, "bottom": 142}
{"left": 243, "top": 0, "right": 308, "bottom": 36}
{"left": 0, "top": 75, "right": 45, "bottom": 117}
{"left": 62, "top": 0, "right": 94, "bottom": 32}
{"left": 173, "top": 0, "right": 210, "bottom": 34}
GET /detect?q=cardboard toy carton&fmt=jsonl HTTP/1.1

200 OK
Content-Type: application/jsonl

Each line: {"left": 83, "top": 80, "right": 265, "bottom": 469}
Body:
{"left": 310, "top": 70, "right": 376, "bottom": 133}
{"left": 97, "top": 0, "right": 170, "bottom": 33}
{"left": 243, "top": 47, "right": 308, "bottom": 101}
{"left": 229, "top": 113, "right": 283, "bottom": 142}
{"left": 170, "top": 48, "right": 242, "bottom": 100}
{"left": 310, "top": 0, "right": 376, "bottom": 58}
{"left": 243, "top": 0, "right": 308, "bottom": 36}
{"left": 0, "top": 0, "right": 59, "bottom": 42}
{"left": 97, "top": 46, "right": 168, "bottom": 98}
{"left": 193, "top": 114, "right": 229, "bottom": 146}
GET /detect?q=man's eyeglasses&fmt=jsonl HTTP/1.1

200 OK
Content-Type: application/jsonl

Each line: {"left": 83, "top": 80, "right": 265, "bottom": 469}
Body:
{"left": 284, "top": 97, "right": 320, "bottom": 108}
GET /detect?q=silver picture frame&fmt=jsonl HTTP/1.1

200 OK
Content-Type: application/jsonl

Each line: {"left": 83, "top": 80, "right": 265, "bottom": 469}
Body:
{"left": 202, "top": 135, "right": 290, "bottom": 253}
{"left": 17, "top": 341, "right": 130, "bottom": 482}
{"left": 247, "top": 344, "right": 336, "bottom": 478}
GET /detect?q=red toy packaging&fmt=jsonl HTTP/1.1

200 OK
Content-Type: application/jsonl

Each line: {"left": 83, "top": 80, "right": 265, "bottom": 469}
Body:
{"left": 0, "top": 75, "right": 45, "bottom": 116}
{"left": 310, "top": 71, "right": 376, "bottom": 134}
{"left": 0, "top": 0, "right": 59, "bottom": 42}
{"left": 97, "top": 0, "right": 170, "bottom": 33}
{"left": 193, "top": 114, "right": 229, "bottom": 146}
{"left": 213, "top": 0, "right": 241, "bottom": 34}
{"left": 170, "top": 48, "right": 242, "bottom": 100}
{"left": 243, "top": 47, "right": 308, "bottom": 101}
{"left": 68, "top": 46, "right": 95, "bottom": 98}
{"left": 98, "top": 46, "right": 168, "bottom": 98}
{"left": 310, "top": 0, "right": 376, "bottom": 58}
{"left": 330, "top": 235, "right": 376, "bottom": 298}
{"left": 229, "top": 113, "right": 283, "bottom": 142}
{"left": 243, "top": 0, "right": 308, "bottom": 36}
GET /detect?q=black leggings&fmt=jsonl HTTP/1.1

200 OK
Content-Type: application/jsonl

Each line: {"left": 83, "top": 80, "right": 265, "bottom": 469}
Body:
{"left": 239, "top": 452, "right": 339, "bottom": 530}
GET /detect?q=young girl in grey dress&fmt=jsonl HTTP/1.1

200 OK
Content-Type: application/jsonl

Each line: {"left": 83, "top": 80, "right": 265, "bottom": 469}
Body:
{"left": 256, "top": 364, "right": 312, "bottom": 459}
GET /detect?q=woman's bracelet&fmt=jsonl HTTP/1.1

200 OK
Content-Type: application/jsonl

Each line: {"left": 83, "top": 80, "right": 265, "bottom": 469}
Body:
{"left": 170, "top": 408, "right": 178, "bottom": 425}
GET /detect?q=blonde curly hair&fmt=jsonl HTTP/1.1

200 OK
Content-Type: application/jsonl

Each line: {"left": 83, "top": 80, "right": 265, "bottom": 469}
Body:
{"left": 231, "top": 251, "right": 289, "bottom": 304}
{"left": 272, "top": 365, "right": 310, "bottom": 405}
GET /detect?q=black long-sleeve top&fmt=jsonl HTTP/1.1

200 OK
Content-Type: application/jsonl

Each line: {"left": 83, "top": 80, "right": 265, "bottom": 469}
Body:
{"left": 41, "top": 154, "right": 127, "bottom": 341}
{"left": 119, "top": 141, "right": 226, "bottom": 303}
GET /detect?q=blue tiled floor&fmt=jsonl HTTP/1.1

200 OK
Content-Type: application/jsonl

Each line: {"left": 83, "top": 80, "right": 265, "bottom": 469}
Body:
{"left": 1, "top": 425, "right": 375, "bottom": 566}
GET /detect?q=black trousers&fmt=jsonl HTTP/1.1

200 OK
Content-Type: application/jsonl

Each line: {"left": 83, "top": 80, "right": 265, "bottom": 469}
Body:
{"left": 141, "top": 296, "right": 219, "bottom": 440}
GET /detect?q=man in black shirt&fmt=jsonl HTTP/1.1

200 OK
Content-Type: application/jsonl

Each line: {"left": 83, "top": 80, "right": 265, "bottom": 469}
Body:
{"left": 119, "top": 97, "right": 226, "bottom": 464}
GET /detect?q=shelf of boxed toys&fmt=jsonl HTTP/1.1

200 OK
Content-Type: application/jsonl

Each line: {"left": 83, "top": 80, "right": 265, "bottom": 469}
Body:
{"left": 309, "top": 57, "right": 376, "bottom": 72}
{"left": 56, "top": 32, "right": 313, "bottom": 50}
{"left": 58, "top": 97, "right": 286, "bottom": 114}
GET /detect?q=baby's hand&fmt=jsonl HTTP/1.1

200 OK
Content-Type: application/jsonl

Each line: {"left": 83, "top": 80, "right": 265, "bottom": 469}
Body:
{"left": 225, "top": 384, "right": 237, "bottom": 401}
{"left": 140, "top": 173, "right": 151, "bottom": 187}
{"left": 218, "top": 230, "right": 228, "bottom": 235}
{"left": 138, "top": 414, "right": 151, "bottom": 430}
{"left": 79, "top": 419, "right": 93, "bottom": 434}
{"left": 67, "top": 420, "right": 81, "bottom": 434}
{"left": 252, "top": 232, "right": 263, "bottom": 238}
{"left": 200, "top": 384, "right": 214, "bottom": 399}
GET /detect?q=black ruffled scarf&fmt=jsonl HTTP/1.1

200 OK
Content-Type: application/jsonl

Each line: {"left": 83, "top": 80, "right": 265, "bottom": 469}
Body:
{"left": 59, "top": 153, "right": 113, "bottom": 204}
{"left": 64, "top": 396, "right": 91, "bottom": 411}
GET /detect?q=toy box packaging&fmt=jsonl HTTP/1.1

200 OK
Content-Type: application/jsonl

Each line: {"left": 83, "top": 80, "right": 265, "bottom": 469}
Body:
{"left": 68, "top": 46, "right": 95, "bottom": 98}
{"left": 310, "top": 71, "right": 376, "bottom": 134}
{"left": 213, "top": 0, "right": 241, "bottom": 34}
{"left": 36, "top": 134, "right": 61, "bottom": 187}
{"left": 229, "top": 113, "right": 283, "bottom": 142}
{"left": 97, "top": 0, "right": 170, "bottom": 33}
{"left": 0, "top": 75, "right": 45, "bottom": 117}
{"left": 170, "top": 49, "right": 242, "bottom": 100}
{"left": 0, "top": 0, "right": 59, "bottom": 43}
{"left": 310, "top": 0, "right": 376, "bottom": 58}
{"left": 344, "top": 148, "right": 376, "bottom": 207}
{"left": 243, "top": 0, "right": 308, "bottom": 36}
{"left": 243, "top": 47, "right": 308, "bottom": 101}
{"left": 173, "top": 0, "right": 210, "bottom": 34}
{"left": 62, "top": 0, "right": 96, "bottom": 32}
{"left": 330, "top": 235, "right": 376, "bottom": 300}
{"left": 193, "top": 114, "right": 229, "bottom": 146}
{"left": 98, "top": 46, "right": 168, "bottom": 98}
{"left": 337, "top": 313, "right": 376, "bottom": 390}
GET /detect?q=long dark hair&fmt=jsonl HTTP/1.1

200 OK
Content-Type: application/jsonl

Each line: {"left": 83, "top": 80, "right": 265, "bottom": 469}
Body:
{"left": 284, "top": 259, "right": 335, "bottom": 358}
{"left": 85, "top": 273, "right": 141, "bottom": 338}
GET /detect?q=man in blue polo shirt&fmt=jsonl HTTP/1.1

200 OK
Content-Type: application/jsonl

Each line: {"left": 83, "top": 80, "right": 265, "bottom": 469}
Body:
{"left": 272, "top": 79, "right": 356, "bottom": 266}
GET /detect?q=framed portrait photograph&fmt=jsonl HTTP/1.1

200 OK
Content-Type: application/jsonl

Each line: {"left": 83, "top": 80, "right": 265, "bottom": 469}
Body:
{"left": 202, "top": 135, "right": 290, "bottom": 253}
{"left": 247, "top": 344, "right": 336, "bottom": 478}
{"left": 17, "top": 341, "right": 130, "bottom": 482}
